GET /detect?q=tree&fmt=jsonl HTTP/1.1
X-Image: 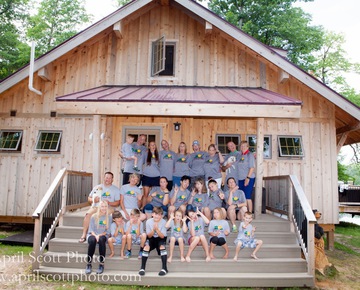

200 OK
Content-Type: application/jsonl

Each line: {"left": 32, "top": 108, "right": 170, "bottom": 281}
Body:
{"left": 311, "top": 31, "right": 360, "bottom": 99}
{"left": 0, "top": 0, "right": 30, "bottom": 79}
{"left": 207, "top": 0, "right": 324, "bottom": 71}
{"left": 26, "top": 0, "right": 91, "bottom": 56}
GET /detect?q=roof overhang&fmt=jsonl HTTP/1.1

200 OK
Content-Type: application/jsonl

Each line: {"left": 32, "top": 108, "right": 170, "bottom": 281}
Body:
{"left": 55, "top": 85, "right": 302, "bottom": 118}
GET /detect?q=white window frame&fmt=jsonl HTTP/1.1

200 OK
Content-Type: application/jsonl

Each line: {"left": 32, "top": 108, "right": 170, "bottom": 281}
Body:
{"left": 0, "top": 130, "right": 23, "bottom": 151}
{"left": 216, "top": 134, "right": 241, "bottom": 155}
{"left": 278, "top": 135, "right": 304, "bottom": 157}
{"left": 151, "top": 35, "right": 166, "bottom": 76}
{"left": 247, "top": 135, "right": 272, "bottom": 159}
{"left": 35, "top": 130, "right": 62, "bottom": 153}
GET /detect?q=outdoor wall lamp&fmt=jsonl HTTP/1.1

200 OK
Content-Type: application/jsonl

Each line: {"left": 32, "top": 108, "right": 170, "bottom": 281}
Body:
{"left": 174, "top": 122, "right": 181, "bottom": 131}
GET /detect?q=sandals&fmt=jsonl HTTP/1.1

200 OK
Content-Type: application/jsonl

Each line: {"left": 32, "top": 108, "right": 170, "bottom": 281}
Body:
{"left": 78, "top": 237, "right": 86, "bottom": 243}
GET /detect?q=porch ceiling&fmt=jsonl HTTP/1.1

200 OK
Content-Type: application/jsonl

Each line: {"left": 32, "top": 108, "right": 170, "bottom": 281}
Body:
{"left": 55, "top": 85, "right": 302, "bottom": 118}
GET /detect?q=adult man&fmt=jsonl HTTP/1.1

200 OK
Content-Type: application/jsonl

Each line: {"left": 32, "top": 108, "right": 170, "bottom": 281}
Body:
{"left": 222, "top": 141, "right": 241, "bottom": 191}
{"left": 188, "top": 140, "right": 206, "bottom": 190}
{"left": 78, "top": 172, "right": 120, "bottom": 243}
{"left": 121, "top": 134, "right": 147, "bottom": 185}
{"left": 159, "top": 139, "right": 176, "bottom": 191}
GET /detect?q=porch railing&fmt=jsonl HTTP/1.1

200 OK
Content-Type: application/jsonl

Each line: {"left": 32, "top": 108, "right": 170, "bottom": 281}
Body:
{"left": 32, "top": 168, "right": 92, "bottom": 270}
{"left": 263, "top": 175, "right": 316, "bottom": 277}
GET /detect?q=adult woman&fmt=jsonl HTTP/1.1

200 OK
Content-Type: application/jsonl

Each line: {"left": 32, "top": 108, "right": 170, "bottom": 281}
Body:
{"left": 119, "top": 173, "right": 146, "bottom": 221}
{"left": 85, "top": 201, "right": 112, "bottom": 274}
{"left": 237, "top": 140, "right": 255, "bottom": 212}
{"left": 204, "top": 143, "right": 224, "bottom": 190}
{"left": 143, "top": 176, "right": 170, "bottom": 219}
{"left": 141, "top": 141, "right": 160, "bottom": 208}
{"left": 173, "top": 142, "right": 190, "bottom": 187}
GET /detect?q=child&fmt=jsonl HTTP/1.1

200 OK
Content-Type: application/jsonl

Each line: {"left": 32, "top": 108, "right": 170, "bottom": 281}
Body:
{"left": 186, "top": 177, "right": 209, "bottom": 214}
{"left": 226, "top": 177, "right": 247, "bottom": 233}
{"left": 165, "top": 210, "right": 188, "bottom": 263}
{"left": 91, "top": 185, "right": 103, "bottom": 207}
{"left": 185, "top": 207, "right": 211, "bottom": 262}
{"left": 204, "top": 179, "right": 226, "bottom": 221}
{"left": 121, "top": 134, "right": 140, "bottom": 172}
{"left": 108, "top": 211, "right": 125, "bottom": 258}
{"left": 233, "top": 211, "right": 263, "bottom": 260}
{"left": 208, "top": 207, "right": 230, "bottom": 259}
{"left": 139, "top": 206, "right": 168, "bottom": 276}
{"left": 85, "top": 201, "right": 112, "bottom": 275}
{"left": 168, "top": 175, "right": 191, "bottom": 218}
{"left": 123, "top": 208, "right": 147, "bottom": 259}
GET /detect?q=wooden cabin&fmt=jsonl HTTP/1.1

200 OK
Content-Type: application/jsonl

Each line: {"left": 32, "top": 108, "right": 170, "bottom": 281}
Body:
{"left": 0, "top": 0, "right": 359, "bottom": 233}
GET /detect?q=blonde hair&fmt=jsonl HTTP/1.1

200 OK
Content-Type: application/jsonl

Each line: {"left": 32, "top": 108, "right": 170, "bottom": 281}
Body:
{"left": 213, "top": 207, "right": 225, "bottom": 220}
{"left": 94, "top": 201, "right": 109, "bottom": 230}
{"left": 174, "top": 210, "right": 184, "bottom": 227}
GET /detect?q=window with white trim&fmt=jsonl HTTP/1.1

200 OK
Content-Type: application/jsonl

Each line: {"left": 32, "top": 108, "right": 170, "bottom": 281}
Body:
{"left": 0, "top": 130, "right": 23, "bottom": 152}
{"left": 216, "top": 134, "right": 240, "bottom": 154}
{"left": 278, "top": 136, "right": 304, "bottom": 157}
{"left": 247, "top": 135, "right": 272, "bottom": 159}
{"left": 35, "top": 131, "right": 62, "bottom": 153}
{"left": 151, "top": 36, "right": 175, "bottom": 77}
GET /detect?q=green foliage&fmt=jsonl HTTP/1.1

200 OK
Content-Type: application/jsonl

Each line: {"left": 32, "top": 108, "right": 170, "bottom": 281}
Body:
{"left": 207, "top": 0, "right": 323, "bottom": 71}
{"left": 26, "top": 0, "right": 91, "bottom": 56}
{"left": 337, "top": 160, "right": 352, "bottom": 182}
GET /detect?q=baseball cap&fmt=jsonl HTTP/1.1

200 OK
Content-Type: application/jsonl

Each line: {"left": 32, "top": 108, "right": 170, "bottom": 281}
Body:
{"left": 192, "top": 140, "right": 200, "bottom": 146}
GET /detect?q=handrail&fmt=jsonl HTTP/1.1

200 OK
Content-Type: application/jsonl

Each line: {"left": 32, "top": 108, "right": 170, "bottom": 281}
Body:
{"left": 32, "top": 168, "right": 92, "bottom": 270}
{"left": 263, "top": 175, "right": 316, "bottom": 278}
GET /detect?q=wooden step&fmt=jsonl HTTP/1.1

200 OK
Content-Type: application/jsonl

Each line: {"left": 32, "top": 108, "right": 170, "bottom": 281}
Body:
{"left": 36, "top": 266, "right": 314, "bottom": 287}
{"left": 48, "top": 238, "right": 301, "bottom": 258}
{"left": 41, "top": 251, "right": 308, "bottom": 273}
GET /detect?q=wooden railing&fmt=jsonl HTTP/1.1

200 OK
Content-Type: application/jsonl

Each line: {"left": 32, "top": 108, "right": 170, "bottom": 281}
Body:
{"left": 32, "top": 168, "right": 92, "bottom": 270}
{"left": 263, "top": 175, "right": 316, "bottom": 277}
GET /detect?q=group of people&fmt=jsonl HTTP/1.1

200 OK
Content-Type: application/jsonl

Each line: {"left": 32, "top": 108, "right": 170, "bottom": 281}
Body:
{"left": 79, "top": 136, "right": 262, "bottom": 276}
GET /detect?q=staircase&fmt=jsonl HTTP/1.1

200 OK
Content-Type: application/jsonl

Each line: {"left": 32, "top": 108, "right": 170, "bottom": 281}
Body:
{"left": 36, "top": 208, "right": 314, "bottom": 287}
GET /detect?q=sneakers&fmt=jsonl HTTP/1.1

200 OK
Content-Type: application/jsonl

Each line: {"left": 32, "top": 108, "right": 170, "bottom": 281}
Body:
{"left": 85, "top": 264, "right": 92, "bottom": 274}
{"left": 133, "top": 166, "right": 140, "bottom": 172}
{"left": 125, "top": 250, "right": 131, "bottom": 259}
{"left": 96, "top": 264, "right": 104, "bottom": 274}
{"left": 232, "top": 224, "right": 238, "bottom": 233}
{"left": 138, "top": 269, "right": 145, "bottom": 276}
{"left": 158, "top": 269, "right": 168, "bottom": 276}
{"left": 138, "top": 250, "right": 143, "bottom": 259}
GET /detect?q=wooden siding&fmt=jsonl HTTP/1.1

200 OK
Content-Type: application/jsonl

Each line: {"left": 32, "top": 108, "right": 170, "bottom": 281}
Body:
{"left": 0, "top": 3, "right": 339, "bottom": 224}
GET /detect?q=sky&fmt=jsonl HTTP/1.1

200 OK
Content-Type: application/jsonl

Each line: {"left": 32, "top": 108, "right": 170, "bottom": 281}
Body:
{"left": 85, "top": 0, "right": 360, "bottom": 163}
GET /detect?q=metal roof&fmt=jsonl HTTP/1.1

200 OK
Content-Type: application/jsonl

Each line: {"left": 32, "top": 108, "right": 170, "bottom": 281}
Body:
{"left": 56, "top": 85, "right": 303, "bottom": 105}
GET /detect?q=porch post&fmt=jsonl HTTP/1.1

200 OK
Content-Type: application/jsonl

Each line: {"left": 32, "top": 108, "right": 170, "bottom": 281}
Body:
{"left": 254, "top": 118, "right": 264, "bottom": 218}
{"left": 93, "top": 115, "right": 101, "bottom": 186}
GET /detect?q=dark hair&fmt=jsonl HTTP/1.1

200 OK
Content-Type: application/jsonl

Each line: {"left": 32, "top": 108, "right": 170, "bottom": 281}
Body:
{"left": 153, "top": 206, "right": 163, "bottom": 215}
{"left": 160, "top": 176, "right": 169, "bottom": 183}
{"left": 104, "top": 171, "right": 114, "bottom": 178}
{"left": 227, "top": 177, "right": 236, "bottom": 185}
{"left": 146, "top": 141, "right": 159, "bottom": 165}
{"left": 208, "top": 179, "right": 217, "bottom": 185}
{"left": 181, "top": 175, "right": 191, "bottom": 182}
{"left": 112, "top": 210, "right": 123, "bottom": 219}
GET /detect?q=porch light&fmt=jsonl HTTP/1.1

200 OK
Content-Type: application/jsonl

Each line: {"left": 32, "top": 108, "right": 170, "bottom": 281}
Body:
{"left": 174, "top": 122, "right": 181, "bottom": 131}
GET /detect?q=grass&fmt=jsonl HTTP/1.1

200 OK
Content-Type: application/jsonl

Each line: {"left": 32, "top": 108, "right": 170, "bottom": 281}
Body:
{"left": 335, "top": 221, "right": 360, "bottom": 249}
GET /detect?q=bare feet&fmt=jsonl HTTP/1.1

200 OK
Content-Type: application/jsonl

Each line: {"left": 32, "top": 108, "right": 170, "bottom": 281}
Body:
{"left": 209, "top": 254, "right": 216, "bottom": 259}
{"left": 167, "top": 257, "right": 172, "bottom": 263}
{"left": 185, "top": 256, "right": 191, "bottom": 263}
{"left": 205, "top": 256, "right": 211, "bottom": 262}
{"left": 223, "top": 253, "right": 228, "bottom": 259}
{"left": 109, "top": 252, "right": 115, "bottom": 258}
{"left": 120, "top": 255, "right": 124, "bottom": 260}
{"left": 251, "top": 253, "right": 259, "bottom": 260}
{"left": 233, "top": 256, "right": 238, "bottom": 261}
{"left": 180, "top": 256, "right": 185, "bottom": 262}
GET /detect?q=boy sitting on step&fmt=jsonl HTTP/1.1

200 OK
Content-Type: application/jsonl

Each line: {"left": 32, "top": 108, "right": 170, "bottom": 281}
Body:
{"left": 139, "top": 206, "right": 168, "bottom": 276}
{"left": 123, "top": 208, "right": 147, "bottom": 259}
{"left": 108, "top": 211, "right": 125, "bottom": 258}
{"left": 233, "top": 211, "right": 263, "bottom": 260}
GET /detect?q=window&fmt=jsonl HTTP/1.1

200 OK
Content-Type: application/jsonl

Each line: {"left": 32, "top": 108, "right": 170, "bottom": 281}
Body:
{"left": 247, "top": 135, "right": 272, "bottom": 159}
{"left": 278, "top": 136, "right": 304, "bottom": 157}
{"left": 216, "top": 134, "right": 240, "bottom": 154}
{"left": 151, "top": 36, "right": 175, "bottom": 77}
{"left": 0, "top": 130, "right": 23, "bottom": 152}
{"left": 35, "top": 131, "right": 62, "bottom": 152}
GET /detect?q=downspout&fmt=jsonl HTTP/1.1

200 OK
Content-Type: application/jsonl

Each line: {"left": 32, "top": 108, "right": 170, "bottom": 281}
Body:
{"left": 28, "top": 41, "right": 42, "bottom": 95}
